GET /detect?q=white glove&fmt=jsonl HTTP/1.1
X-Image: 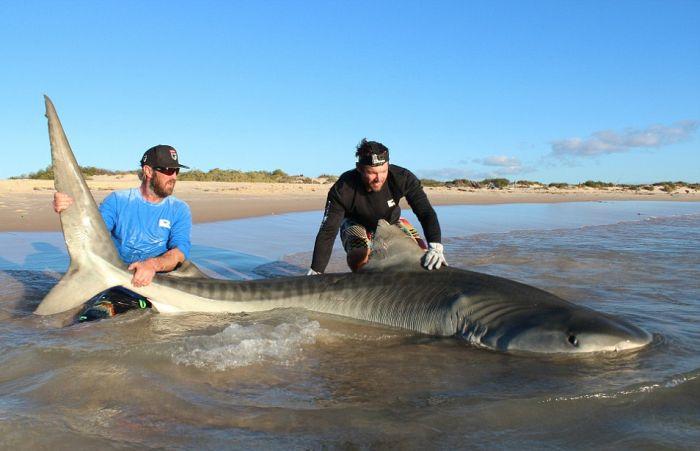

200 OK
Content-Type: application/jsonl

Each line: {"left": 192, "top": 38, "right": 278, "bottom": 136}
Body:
{"left": 422, "top": 243, "right": 447, "bottom": 270}
{"left": 306, "top": 268, "right": 320, "bottom": 276}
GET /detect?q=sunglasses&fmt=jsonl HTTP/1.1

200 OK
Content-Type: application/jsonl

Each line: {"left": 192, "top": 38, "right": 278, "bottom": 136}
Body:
{"left": 153, "top": 167, "right": 180, "bottom": 176}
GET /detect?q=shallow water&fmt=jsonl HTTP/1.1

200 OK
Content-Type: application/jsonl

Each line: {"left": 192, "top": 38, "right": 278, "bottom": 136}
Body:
{"left": 1, "top": 201, "right": 699, "bottom": 449}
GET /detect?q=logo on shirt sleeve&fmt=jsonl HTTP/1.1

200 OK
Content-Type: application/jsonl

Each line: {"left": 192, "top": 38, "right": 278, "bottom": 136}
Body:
{"left": 321, "top": 200, "right": 331, "bottom": 226}
{"left": 159, "top": 219, "right": 172, "bottom": 229}
{"left": 387, "top": 199, "right": 396, "bottom": 207}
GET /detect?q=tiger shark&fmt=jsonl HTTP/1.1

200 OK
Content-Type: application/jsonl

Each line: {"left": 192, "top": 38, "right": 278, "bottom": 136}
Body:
{"left": 35, "top": 96, "right": 653, "bottom": 354}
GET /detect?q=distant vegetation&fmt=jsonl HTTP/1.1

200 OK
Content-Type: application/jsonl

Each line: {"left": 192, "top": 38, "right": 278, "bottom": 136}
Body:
{"left": 11, "top": 165, "right": 135, "bottom": 180}
{"left": 178, "top": 168, "right": 317, "bottom": 183}
{"left": 515, "top": 180, "right": 539, "bottom": 186}
{"left": 482, "top": 178, "right": 510, "bottom": 189}
{"left": 420, "top": 178, "right": 444, "bottom": 187}
{"left": 582, "top": 180, "right": 614, "bottom": 189}
{"left": 317, "top": 174, "right": 339, "bottom": 183}
{"left": 445, "top": 179, "right": 481, "bottom": 189}
{"left": 12, "top": 165, "right": 326, "bottom": 184}
{"left": 10, "top": 166, "right": 698, "bottom": 191}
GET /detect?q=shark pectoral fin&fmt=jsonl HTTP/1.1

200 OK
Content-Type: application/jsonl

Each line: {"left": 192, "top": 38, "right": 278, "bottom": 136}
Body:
{"left": 34, "top": 264, "right": 114, "bottom": 315}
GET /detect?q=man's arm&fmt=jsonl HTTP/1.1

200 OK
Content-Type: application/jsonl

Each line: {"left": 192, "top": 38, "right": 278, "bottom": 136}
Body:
{"left": 128, "top": 247, "right": 185, "bottom": 287}
{"left": 402, "top": 170, "right": 447, "bottom": 270}
{"left": 309, "top": 186, "right": 346, "bottom": 273}
{"left": 403, "top": 171, "right": 441, "bottom": 244}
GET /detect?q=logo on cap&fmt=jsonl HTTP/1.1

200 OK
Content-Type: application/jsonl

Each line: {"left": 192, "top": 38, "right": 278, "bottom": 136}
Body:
{"left": 170, "top": 149, "right": 178, "bottom": 161}
{"left": 371, "top": 154, "right": 385, "bottom": 165}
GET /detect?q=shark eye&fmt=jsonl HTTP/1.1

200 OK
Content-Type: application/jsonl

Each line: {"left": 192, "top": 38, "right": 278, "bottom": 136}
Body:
{"left": 568, "top": 334, "right": 579, "bottom": 347}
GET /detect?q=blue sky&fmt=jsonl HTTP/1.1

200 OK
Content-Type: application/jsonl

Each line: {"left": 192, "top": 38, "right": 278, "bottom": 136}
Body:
{"left": 1, "top": 0, "right": 698, "bottom": 183}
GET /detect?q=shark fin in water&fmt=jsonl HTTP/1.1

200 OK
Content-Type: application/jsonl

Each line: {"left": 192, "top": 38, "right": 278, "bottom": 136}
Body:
{"left": 35, "top": 96, "right": 128, "bottom": 315}
{"left": 360, "top": 220, "right": 426, "bottom": 273}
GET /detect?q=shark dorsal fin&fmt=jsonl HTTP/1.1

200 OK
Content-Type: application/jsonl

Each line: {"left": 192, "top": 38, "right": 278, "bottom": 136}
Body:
{"left": 359, "top": 220, "right": 425, "bottom": 273}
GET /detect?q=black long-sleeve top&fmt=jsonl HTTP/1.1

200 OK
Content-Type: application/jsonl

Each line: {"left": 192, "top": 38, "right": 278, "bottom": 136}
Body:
{"left": 310, "top": 164, "right": 441, "bottom": 273}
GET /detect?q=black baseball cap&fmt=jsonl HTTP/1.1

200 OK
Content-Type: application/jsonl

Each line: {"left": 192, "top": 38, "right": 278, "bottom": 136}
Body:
{"left": 140, "top": 145, "right": 189, "bottom": 169}
{"left": 355, "top": 139, "right": 389, "bottom": 167}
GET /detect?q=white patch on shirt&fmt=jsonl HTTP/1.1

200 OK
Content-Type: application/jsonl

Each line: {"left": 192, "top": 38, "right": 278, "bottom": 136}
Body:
{"left": 159, "top": 219, "right": 172, "bottom": 229}
{"left": 321, "top": 200, "right": 331, "bottom": 226}
{"left": 387, "top": 199, "right": 396, "bottom": 207}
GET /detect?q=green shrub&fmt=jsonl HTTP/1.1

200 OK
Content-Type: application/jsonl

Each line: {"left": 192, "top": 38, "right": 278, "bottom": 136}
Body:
{"left": 620, "top": 184, "right": 640, "bottom": 191}
{"left": 446, "top": 179, "right": 480, "bottom": 188}
{"left": 481, "top": 178, "right": 510, "bottom": 189}
{"left": 420, "top": 178, "right": 444, "bottom": 187}
{"left": 582, "top": 180, "right": 614, "bottom": 189}
{"left": 515, "top": 180, "right": 538, "bottom": 186}
{"left": 548, "top": 182, "right": 569, "bottom": 189}
{"left": 178, "top": 168, "right": 292, "bottom": 183}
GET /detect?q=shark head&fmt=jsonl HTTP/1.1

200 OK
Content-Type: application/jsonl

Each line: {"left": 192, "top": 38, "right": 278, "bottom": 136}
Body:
{"left": 489, "top": 305, "right": 653, "bottom": 354}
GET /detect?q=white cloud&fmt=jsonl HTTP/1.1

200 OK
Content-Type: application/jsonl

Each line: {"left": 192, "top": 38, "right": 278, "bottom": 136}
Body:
{"left": 473, "top": 155, "right": 523, "bottom": 167}
{"left": 550, "top": 120, "right": 698, "bottom": 158}
{"left": 416, "top": 167, "right": 477, "bottom": 181}
{"left": 470, "top": 155, "right": 533, "bottom": 177}
{"left": 418, "top": 157, "right": 535, "bottom": 181}
{"left": 490, "top": 165, "right": 534, "bottom": 176}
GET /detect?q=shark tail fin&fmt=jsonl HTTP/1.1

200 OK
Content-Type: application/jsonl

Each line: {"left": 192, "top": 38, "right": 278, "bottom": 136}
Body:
{"left": 35, "top": 96, "right": 127, "bottom": 315}
{"left": 360, "top": 220, "right": 426, "bottom": 272}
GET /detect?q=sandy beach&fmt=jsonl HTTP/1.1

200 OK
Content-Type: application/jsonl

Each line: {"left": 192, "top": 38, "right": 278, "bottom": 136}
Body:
{"left": 0, "top": 174, "right": 698, "bottom": 232}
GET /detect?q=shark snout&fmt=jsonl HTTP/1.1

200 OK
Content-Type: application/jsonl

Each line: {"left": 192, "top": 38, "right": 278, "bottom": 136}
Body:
{"left": 572, "top": 324, "right": 653, "bottom": 353}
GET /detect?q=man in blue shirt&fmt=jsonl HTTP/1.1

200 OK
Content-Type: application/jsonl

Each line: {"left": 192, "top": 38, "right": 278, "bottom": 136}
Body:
{"left": 53, "top": 145, "right": 192, "bottom": 288}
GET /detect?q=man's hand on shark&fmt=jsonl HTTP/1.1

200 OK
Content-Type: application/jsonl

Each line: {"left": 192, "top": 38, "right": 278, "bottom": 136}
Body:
{"left": 128, "top": 259, "right": 159, "bottom": 287}
{"left": 53, "top": 192, "right": 74, "bottom": 213}
{"left": 422, "top": 243, "right": 448, "bottom": 270}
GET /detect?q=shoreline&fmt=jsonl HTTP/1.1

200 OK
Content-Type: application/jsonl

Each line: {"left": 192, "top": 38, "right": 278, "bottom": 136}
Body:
{"left": 1, "top": 176, "right": 698, "bottom": 232}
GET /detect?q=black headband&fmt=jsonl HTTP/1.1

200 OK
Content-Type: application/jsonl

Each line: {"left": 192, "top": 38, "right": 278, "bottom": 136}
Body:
{"left": 357, "top": 151, "right": 389, "bottom": 167}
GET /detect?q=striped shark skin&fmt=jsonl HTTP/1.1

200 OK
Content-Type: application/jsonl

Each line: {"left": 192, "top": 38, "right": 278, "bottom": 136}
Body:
{"left": 35, "top": 96, "right": 652, "bottom": 354}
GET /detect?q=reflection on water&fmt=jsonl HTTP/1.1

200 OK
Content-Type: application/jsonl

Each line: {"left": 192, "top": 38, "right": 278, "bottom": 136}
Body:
{"left": 0, "top": 201, "right": 699, "bottom": 448}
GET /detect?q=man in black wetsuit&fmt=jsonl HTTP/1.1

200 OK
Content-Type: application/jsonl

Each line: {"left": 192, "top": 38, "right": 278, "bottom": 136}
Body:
{"left": 307, "top": 139, "right": 447, "bottom": 274}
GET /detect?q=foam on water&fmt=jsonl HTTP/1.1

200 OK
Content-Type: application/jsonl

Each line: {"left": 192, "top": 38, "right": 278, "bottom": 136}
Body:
{"left": 171, "top": 315, "right": 321, "bottom": 370}
{"left": 543, "top": 371, "right": 699, "bottom": 403}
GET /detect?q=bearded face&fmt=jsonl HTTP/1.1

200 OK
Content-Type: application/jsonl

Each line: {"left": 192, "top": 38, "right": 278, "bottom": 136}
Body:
{"left": 357, "top": 162, "right": 389, "bottom": 192}
{"left": 149, "top": 170, "right": 176, "bottom": 198}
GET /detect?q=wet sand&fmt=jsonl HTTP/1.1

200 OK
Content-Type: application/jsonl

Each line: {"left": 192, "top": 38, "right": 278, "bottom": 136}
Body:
{"left": 1, "top": 175, "right": 698, "bottom": 232}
